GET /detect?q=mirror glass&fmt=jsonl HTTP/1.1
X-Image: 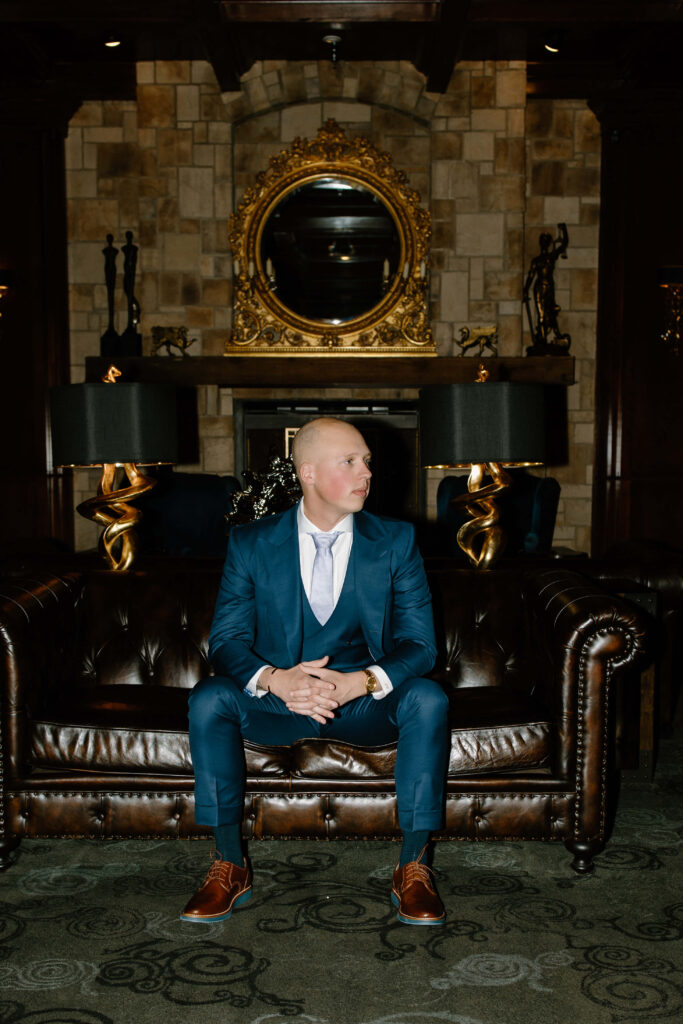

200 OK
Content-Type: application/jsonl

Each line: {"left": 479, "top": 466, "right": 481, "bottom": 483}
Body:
{"left": 260, "top": 177, "right": 401, "bottom": 324}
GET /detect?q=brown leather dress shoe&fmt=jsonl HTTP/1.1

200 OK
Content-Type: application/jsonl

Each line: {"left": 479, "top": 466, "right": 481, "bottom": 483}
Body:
{"left": 391, "top": 854, "right": 446, "bottom": 926}
{"left": 180, "top": 853, "right": 252, "bottom": 923}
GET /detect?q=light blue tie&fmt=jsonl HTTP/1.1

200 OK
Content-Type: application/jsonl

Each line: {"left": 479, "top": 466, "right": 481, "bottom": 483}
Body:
{"left": 309, "top": 532, "right": 340, "bottom": 625}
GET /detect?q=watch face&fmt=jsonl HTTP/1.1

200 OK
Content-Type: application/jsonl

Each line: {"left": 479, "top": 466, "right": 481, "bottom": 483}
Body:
{"left": 365, "top": 671, "right": 378, "bottom": 692}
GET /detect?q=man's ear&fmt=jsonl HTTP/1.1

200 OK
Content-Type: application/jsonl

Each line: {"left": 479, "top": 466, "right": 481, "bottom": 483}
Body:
{"left": 298, "top": 461, "right": 314, "bottom": 486}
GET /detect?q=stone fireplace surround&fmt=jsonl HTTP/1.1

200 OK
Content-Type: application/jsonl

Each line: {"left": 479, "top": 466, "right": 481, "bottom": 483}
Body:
{"left": 68, "top": 57, "right": 599, "bottom": 553}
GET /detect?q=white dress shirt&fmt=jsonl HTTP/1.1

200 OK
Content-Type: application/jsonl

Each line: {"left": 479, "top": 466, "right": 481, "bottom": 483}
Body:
{"left": 245, "top": 501, "right": 393, "bottom": 699}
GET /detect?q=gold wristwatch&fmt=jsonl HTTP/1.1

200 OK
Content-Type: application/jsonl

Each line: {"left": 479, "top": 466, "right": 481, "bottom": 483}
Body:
{"left": 364, "top": 669, "right": 379, "bottom": 695}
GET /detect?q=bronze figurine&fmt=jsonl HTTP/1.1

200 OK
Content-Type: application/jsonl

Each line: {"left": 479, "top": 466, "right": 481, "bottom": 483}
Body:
{"left": 523, "top": 223, "right": 571, "bottom": 355}
{"left": 119, "top": 231, "right": 142, "bottom": 355}
{"left": 150, "top": 325, "right": 197, "bottom": 357}
{"left": 100, "top": 234, "right": 121, "bottom": 356}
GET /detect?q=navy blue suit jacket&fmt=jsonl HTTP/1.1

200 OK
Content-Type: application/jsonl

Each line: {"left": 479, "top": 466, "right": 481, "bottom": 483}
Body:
{"left": 209, "top": 504, "right": 437, "bottom": 690}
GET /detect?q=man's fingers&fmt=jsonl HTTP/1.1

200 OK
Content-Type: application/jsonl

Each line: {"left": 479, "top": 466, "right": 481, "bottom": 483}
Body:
{"left": 287, "top": 696, "right": 337, "bottom": 711}
{"left": 300, "top": 656, "right": 329, "bottom": 668}
{"left": 299, "top": 666, "right": 335, "bottom": 685}
{"left": 286, "top": 702, "right": 336, "bottom": 723}
{"left": 290, "top": 683, "right": 336, "bottom": 698}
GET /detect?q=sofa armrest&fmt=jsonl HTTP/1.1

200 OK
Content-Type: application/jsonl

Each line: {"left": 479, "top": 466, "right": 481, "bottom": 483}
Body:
{"left": 524, "top": 567, "right": 649, "bottom": 841}
{"left": 527, "top": 567, "right": 648, "bottom": 674}
{"left": 0, "top": 573, "right": 83, "bottom": 779}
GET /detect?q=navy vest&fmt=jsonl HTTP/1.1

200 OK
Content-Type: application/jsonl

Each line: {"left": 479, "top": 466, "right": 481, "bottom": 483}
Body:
{"left": 301, "top": 548, "right": 371, "bottom": 671}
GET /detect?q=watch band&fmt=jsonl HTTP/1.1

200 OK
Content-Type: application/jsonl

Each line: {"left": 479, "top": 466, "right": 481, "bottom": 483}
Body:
{"left": 364, "top": 669, "right": 379, "bottom": 695}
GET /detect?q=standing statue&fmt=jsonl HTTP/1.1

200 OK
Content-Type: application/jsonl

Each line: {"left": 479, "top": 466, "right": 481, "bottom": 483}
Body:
{"left": 119, "top": 230, "right": 142, "bottom": 355}
{"left": 523, "top": 223, "right": 571, "bottom": 354}
{"left": 100, "top": 234, "right": 121, "bottom": 357}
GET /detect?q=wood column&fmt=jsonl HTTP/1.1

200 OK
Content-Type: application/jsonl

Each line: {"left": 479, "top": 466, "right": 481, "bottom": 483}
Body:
{"left": 0, "top": 122, "right": 74, "bottom": 550}
{"left": 591, "top": 97, "right": 683, "bottom": 555}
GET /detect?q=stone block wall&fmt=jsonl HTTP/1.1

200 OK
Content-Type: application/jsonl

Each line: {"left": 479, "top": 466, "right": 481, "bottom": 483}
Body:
{"left": 64, "top": 58, "right": 599, "bottom": 553}
{"left": 525, "top": 98, "right": 601, "bottom": 553}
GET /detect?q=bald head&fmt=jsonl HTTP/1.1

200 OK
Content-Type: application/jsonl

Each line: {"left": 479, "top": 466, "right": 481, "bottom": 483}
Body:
{"left": 292, "top": 418, "right": 361, "bottom": 474}
{"left": 292, "top": 417, "right": 372, "bottom": 530}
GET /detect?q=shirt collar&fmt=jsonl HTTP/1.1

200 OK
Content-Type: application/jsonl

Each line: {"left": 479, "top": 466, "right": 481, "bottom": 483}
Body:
{"left": 298, "top": 500, "right": 353, "bottom": 536}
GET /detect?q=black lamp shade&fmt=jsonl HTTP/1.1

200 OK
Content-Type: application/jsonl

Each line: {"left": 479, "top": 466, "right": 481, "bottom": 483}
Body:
{"left": 419, "top": 382, "right": 545, "bottom": 466}
{"left": 50, "top": 382, "right": 178, "bottom": 467}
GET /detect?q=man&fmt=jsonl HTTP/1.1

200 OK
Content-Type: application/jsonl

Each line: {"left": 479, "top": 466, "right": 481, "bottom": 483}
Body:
{"left": 182, "top": 417, "right": 450, "bottom": 926}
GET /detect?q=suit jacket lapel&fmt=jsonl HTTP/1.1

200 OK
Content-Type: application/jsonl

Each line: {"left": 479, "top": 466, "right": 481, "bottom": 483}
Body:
{"left": 352, "top": 512, "right": 390, "bottom": 661}
{"left": 265, "top": 505, "right": 303, "bottom": 665}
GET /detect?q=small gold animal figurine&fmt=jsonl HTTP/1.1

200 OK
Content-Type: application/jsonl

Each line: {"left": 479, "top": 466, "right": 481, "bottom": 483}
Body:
{"left": 150, "top": 325, "right": 197, "bottom": 357}
{"left": 458, "top": 325, "right": 498, "bottom": 357}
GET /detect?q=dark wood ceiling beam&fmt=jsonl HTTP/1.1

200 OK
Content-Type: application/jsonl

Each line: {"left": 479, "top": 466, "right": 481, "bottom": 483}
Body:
{"left": 527, "top": 71, "right": 622, "bottom": 101}
{"left": 201, "top": 24, "right": 251, "bottom": 91}
{"left": 469, "top": 1, "right": 683, "bottom": 23}
{"left": 0, "top": 26, "right": 53, "bottom": 83}
{"left": 0, "top": 61, "right": 137, "bottom": 127}
{"left": 61, "top": 62, "right": 138, "bottom": 102}
{"left": 0, "top": 1, "right": 196, "bottom": 21}
{"left": 219, "top": 1, "right": 440, "bottom": 21}
{"left": 418, "top": 0, "right": 471, "bottom": 92}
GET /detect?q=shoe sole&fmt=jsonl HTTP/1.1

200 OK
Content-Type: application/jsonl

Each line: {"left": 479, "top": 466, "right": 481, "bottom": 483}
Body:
{"left": 180, "top": 887, "right": 252, "bottom": 923}
{"left": 391, "top": 891, "right": 445, "bottom": 926}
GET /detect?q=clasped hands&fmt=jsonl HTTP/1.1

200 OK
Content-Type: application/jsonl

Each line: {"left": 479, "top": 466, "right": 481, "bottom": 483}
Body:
{"left": 259, "top": 657, "right": 367, "bottom": 725}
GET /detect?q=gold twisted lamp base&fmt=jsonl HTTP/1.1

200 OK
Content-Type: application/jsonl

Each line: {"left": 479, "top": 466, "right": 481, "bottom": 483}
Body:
{"left": 451, "top": 462, "right": 512, "bottom": 569}
{"left": 77, "top": 462, "right": 156, "bottom": 571}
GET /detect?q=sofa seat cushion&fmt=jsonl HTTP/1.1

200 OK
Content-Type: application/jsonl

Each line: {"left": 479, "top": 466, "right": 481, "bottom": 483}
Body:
{"left": 32, "top": 686, "right": 193, "bottom": 775}
{"left": 31, "top": 685, "right": 551, "bottom": 777}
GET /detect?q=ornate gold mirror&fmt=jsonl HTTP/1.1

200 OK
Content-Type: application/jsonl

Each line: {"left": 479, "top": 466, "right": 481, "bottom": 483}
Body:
{"left": 226, "top": 120, "right": 434, "bottom": 356}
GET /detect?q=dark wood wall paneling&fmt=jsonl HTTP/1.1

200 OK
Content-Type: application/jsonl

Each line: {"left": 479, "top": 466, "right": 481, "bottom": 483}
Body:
{"left": 592, "top": 101, "right": 683, "bottom": 554}
{"left": 0, "top": 127, "right": 72, "bottom": 551}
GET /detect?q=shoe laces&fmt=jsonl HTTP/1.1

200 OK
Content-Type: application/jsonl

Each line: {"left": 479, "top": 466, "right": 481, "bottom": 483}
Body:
{"left": 401, "top": 859, "right": 437, "bottom": 895}
{"left": 203, "top": 853, "right": 239, "bottom": 891}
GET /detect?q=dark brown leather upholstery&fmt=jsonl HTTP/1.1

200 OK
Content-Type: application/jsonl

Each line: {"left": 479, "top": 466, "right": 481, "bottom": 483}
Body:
{"left": 0, "top": 565, "right": 647, "bottom": 872}
{"left": 580, "top": 541, "right": 683, "bottom": 731}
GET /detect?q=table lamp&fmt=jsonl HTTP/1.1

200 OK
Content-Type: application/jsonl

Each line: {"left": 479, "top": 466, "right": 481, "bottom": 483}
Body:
{"left": 50, "top": 366, "right": 178, "bottom": 570}
{"left": 420, "top": 365, "right": 546, "bottom": 568}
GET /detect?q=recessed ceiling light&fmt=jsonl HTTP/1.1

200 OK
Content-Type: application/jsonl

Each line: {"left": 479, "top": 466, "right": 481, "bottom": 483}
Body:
{"left": 544, "top": 30, "right": 562, "bottom": 54}
{"left": 105, "top": 36, "right": 121, "bottom": 49}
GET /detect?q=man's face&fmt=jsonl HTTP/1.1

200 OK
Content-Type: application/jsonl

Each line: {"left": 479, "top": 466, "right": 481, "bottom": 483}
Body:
{"left": 301, "top": 422, "right": 372, "bottom": 528}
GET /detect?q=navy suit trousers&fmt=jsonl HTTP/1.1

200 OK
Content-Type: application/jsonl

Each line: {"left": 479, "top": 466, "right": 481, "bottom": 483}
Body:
{"left": 188, "top": 676, "right": 450, "bottom": 834}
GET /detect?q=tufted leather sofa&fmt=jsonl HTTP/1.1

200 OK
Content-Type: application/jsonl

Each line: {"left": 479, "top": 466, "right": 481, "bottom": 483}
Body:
{"left": 0, "top": 564, "right": 647, "bottom": 873}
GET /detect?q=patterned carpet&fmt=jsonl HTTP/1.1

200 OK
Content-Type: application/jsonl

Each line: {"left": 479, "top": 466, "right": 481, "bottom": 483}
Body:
{"left": 1, "top": 739, "right": 682, "bottom": 1024}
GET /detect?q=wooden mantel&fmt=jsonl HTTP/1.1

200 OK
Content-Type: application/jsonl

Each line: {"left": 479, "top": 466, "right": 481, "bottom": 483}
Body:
{"left": 85, "top": 355, "right": 574, "bottom": 387}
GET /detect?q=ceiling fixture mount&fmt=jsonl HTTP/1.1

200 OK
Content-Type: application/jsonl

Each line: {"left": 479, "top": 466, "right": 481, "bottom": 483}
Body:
{"left": 323, "top": 34, "right": 342, "bottom": 65}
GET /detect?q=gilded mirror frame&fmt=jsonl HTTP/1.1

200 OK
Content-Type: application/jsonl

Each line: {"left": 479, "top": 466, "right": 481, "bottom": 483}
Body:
{"left": 226, "top": 120, "right": 435, "bottom": 356}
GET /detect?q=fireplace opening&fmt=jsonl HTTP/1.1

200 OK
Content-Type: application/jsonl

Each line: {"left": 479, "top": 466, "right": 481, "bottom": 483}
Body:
{"left": 236, "top": 399, "right": 420, "bottom": 522}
